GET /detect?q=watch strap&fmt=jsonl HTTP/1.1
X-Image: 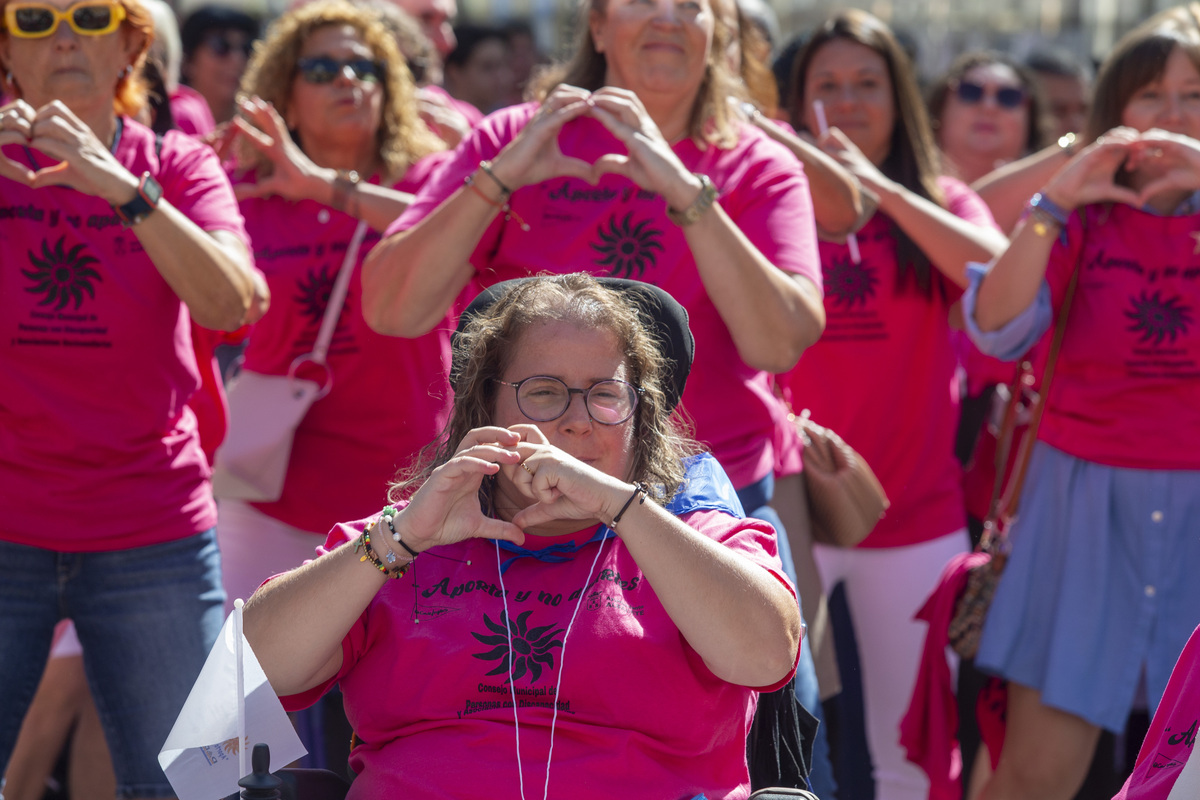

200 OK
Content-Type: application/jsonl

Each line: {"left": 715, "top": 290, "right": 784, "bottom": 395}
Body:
{"left": 667, "top": 174, "right": 718, "bottom": 226}
{"left": 113, "top": 172, "right": 161, "bottom": 227}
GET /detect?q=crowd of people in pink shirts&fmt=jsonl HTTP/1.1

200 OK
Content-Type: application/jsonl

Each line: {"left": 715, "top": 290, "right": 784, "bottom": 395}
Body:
{"left": 2, "top": 0, "right": 1200, "bottom": 799}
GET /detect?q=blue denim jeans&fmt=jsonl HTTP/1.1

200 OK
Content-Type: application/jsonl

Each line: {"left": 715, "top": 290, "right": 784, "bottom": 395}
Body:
{"left": 0, "top": 530, "right": 225, "bottom": 798}
{"left": 738, "top": 474, "right": 837, "bottom": 800}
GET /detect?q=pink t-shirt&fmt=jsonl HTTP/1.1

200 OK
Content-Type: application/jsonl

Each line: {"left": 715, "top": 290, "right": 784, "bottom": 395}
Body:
{"left": 170, "top": 85, "right": 216, "bottom": 139}
{"left": 284, "top": 507, "right": 795, "bottom": 800}
{"left": 779, "top": 178, "right": 996, "bottom": 548}
{"left": 388, "top": 104, "right": 822, "bottom": 489}
{"left": 237, "top": 152, "right": 454, "bottom": 534}
{"left": 0, "top": 119, "right": 250, "bottom": 550}
{"left": 1113, "top": 624, "right": 1200, "bottom": 800}
{"left": 1039, "top": 204, "right": 1200, "bottom": 469}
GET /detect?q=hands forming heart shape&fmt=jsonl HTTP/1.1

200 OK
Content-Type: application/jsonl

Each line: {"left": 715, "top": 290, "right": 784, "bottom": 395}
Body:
{"left": 0, "top": 99, "right": 134, "bottom": 202}
{"left": 489, "top": 85, "right": 703, "bottom": 212}
{"left": 1050, "top": 126, "right": 1200, "bottom": 211}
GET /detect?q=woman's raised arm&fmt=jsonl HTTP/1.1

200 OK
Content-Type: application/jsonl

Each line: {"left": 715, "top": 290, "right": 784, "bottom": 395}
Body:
{"left": 361, "top": 87, "right": 597, "bottom": 337}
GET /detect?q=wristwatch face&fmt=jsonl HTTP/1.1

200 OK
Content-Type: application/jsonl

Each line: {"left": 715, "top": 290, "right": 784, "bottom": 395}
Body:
{"left": 140, "top": 173, "right": 163, "bottom": 206}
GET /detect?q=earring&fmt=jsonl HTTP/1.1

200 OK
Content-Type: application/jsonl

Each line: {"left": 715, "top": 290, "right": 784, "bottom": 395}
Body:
{"left": 118, "top": 64, "right": 133, "bottom": 79}
{"left": 4, "top": 71, "right": 11, "bottom": 85}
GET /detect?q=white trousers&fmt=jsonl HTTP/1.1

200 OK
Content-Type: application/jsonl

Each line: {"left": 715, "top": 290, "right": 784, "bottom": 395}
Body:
{"left": 815, "top": 530, "right": 968, "bottom": 800}
{"left": 216, "top": 499, "right": 323, "bottom": 614}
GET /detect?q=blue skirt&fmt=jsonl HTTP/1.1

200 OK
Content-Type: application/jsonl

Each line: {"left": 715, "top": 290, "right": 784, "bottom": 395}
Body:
{"left": 976, "top": 443, "right": 1200, "bottom": 732}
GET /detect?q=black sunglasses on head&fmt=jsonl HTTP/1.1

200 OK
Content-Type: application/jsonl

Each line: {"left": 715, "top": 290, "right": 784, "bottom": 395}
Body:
{"left": 204, "top": 31, "right": 253, "bottom": 58}
{"left": 954, "top": 80, "right": 1026, "bottom": 109}
{"left": 296, "top": 56, "right": 383, "bottom": 85}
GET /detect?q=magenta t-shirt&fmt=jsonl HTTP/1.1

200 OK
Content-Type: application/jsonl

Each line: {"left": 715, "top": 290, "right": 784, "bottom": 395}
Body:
{"left": 0, "top": 119, "right": 250, "bottom": 550}
{"left": 237, "top": 152, "right": 454, "bottom": 534}
{"left": 170, "top": 85, "right": 216, "bottom": 139}
{"left": 1113, "top": 624, "right": 1200, "bottom": 800}
{"left": 388, "top": 104, "right": 821, "bottom": 489}
{"left": 1039, "top": 204, "right": 1200, "bottom": 469}
{"left": 284, "top": 508, "right": 795, "bottom": 800}
{"left": 779, "top": 178, "right": 996, "bottom": 548}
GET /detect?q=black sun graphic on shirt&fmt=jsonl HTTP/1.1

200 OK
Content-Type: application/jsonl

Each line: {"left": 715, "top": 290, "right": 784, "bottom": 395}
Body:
{"left": 471, "top": 610, "right": 565, "bottom": 683}
{"left": 294, "top": 264, "right": 345, "bottom": 326}
{"left": 823, "top": 253, "right": 878, "bottom": 309}
{"left": 1124, "top": 290, "right": 1193, "bottom": 345}
{"left": 591, "top": 213, "right": 664, "bottom": 278}
{"left": 22, "top": 237, "right": 103, "bottom": 311}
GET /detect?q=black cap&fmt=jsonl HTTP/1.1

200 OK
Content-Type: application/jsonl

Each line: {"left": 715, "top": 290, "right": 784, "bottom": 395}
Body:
{"left": 453, "top": 277, "right": 694, "bottom": 413}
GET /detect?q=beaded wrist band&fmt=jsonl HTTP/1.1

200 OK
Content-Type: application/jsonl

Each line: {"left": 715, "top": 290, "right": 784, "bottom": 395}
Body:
{"left": 610, "top": 482, "right": 648, "bottom": 528}
{"left": 464, "top": 171, "right": 531, "bottom": 232}
{"left": 381, "top": 506, "right": 420, "bottom": 559}
{"left": 355, "top": 524, "right": 410, "bottom": 579}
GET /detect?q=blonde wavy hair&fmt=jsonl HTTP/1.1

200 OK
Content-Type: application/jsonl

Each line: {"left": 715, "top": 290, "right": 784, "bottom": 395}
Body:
{"left": 531, "top": 0, "right": 745, "bottom": 149}
{"left": 0, "top": 0, "right": 154, "bottom": 118}
{"left": 238, "top": 0, "right": 441, "bottom": 181}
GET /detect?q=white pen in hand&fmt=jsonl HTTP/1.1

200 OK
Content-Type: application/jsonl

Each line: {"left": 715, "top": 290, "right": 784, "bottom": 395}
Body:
{"left": 813, "top": 99, "right": 862, "bottom": 265}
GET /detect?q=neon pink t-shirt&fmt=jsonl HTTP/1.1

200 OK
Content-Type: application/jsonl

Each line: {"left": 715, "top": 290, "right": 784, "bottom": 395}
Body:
{"left": 388, "top": 104, "right": 822, "bottom": 489}
{"left": 1039, "top": 204, "right": 1200, "bottom": 469}
{"left": 0, "top": 119, "right": 250, "bottom": 550}
{"left": 284, "top": 507, "right": 795, "bottom": 800}
{"left": 1113, "top": 624, "right": 1200, "bottom": 800}
{"left": 779, "top": 178, "right": 996, "bottom": 548}
{"left": 170, "top": 85, "right": 216, "bottom": 139}
{"left": 237, "top": 153, "right": 454, "bottom": 534}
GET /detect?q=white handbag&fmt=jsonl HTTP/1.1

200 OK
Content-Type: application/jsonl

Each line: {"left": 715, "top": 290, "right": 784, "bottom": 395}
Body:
{"left": 210, "top": 221, "right": 369, "bottom": 502}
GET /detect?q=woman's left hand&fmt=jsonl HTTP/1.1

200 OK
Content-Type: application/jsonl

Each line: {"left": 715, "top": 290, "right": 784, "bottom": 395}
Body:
{"left": 503, "top": 424, "right": 630, "bottom": 531}
{"left": 587, "top": 87, "right": 708, "bottom": 211}
{"left": 5, "top": 101, "right": 139, "bottom": 202}
{"left": 230, "top": 96, "right": 331, "bottom": 202}
{"left": 1126, "top": 128, "right": 1200, "bottom": 205}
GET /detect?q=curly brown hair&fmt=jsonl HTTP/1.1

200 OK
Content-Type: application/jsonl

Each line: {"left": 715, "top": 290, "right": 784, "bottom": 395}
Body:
{"left": 391, "top": 274, "right": 698, "bottom": 507}
{"left": 530, "top": 0, "right": 746, "bottom": 149}
{"left": 237, "top": 0, "right": 441, "bottom": 181}
{"left": 0, "top": 0, "right": 154, "bottom": 118}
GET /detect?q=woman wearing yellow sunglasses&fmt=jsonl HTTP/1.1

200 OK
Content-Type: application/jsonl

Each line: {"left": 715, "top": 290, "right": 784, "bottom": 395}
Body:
{"left": 0, "top": 0, "right": 265, "bottom": 796}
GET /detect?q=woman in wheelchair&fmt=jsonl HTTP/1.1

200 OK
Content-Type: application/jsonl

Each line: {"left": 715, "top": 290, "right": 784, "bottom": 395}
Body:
{"left": 243, "top": 274, "right": 802, "bottom": 799}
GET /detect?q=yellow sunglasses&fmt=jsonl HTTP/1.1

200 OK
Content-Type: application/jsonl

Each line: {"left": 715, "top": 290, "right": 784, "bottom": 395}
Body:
{"left": 3, "top": 0, "right": 126, "bottom": 38}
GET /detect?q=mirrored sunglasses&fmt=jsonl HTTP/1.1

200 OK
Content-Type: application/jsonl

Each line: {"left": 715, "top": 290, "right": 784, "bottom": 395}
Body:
{"left": 3, "top": 0, "right": 125, "bottom": 38}
{"left": 296, "top": 56, "right": 383, "bottom": 85}
{"left": 954, "top": 80, "right": 1027, "bottom": 110}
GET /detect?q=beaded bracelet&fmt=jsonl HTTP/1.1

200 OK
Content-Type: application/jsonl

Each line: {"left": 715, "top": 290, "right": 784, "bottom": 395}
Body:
{"left": 610, "top": 482, "right": 648, "bottom": 528}
{"left": 355, "top": 524, "right": 410, "bottom": 579}
{"left": 463, "top": 171, "right": 530, "bottom": 232}
{"left": 380, "top": 506, "right": 420, "bottom": 559}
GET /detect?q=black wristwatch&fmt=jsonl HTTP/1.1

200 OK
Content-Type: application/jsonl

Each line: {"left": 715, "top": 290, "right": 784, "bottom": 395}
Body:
{"left": 113, "top": 172, "right": 163, "bottom": 227}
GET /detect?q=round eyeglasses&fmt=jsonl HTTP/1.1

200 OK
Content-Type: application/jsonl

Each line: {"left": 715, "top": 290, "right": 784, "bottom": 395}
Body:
{"left": 496, "top": 376, "right": 643, "bottom": 426}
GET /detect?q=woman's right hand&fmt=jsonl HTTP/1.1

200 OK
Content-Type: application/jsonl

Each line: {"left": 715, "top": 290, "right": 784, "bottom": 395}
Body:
{"left": 487, "top": 85, "right": 596, "bottom": 190}
{"left": 1041, "top": 126, "right": 1143, "bottom": 210}
{"left": 391, "top": 427, "right": 528, "bottom": 551}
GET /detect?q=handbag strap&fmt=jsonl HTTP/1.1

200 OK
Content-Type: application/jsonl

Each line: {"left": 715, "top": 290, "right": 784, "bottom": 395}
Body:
{"left": 309, "top": 220, "right": 369, "bottom": 366}
{"left": 983, "top": 261, "right": 1081, "bottom": 546}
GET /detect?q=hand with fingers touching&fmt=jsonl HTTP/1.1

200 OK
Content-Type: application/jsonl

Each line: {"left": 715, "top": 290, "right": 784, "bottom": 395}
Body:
{"left": 5, "top": 101, "right": 140, "bottom": 203}
{"left": 228, "top": 96, "right": 333, "bottom": 203}
{"left": 485, "top": 84, "right": 597, "bottom": 190}
{"left": 500, "top": 425, "right": 633, "bottom": 533}
{"left": 1039, "top": 126, "right": 1143, "bottom": 210}
{"left": 0, "top": 100, "right": 38, "bottom": 184}
{"left": 586, "top": 87, "right": 707, "bottom": 211}
{"left": 391, "top": 427, "right": 528, "bottom": 551}
{"left": 816, "top": 126, "right": 897, "bottom": 201}
{"left": 1124, "top": 128, "right": 1200, "bottom": 206}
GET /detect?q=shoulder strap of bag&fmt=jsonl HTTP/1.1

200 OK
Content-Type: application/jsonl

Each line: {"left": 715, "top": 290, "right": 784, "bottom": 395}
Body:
{"left": 998, "top": 263, "right": 1080, "bottom": 520}
{"left": 309, "top": 220, "right": 369, "bottom": 366}
{"left": 983, "top": 260, "right": 1081, "bottom": 544}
